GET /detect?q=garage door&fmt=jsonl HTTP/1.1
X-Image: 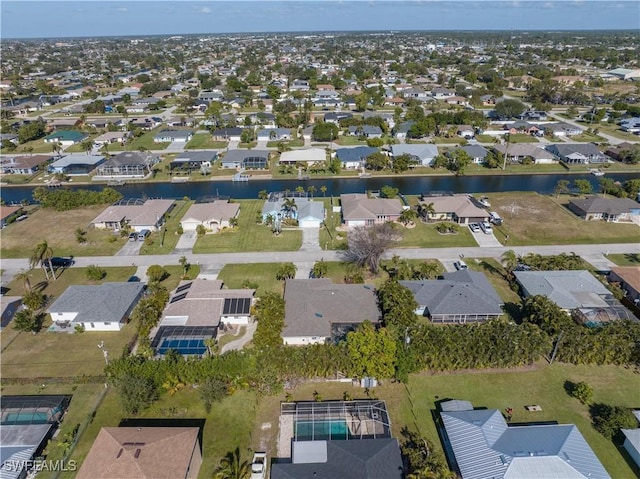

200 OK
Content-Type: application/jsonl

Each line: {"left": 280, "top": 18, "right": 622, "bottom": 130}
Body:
{"left": 181, "top": 221, "right": 199, "bottom": 231}
{"left": 299, "top": 219, "right": 320, "bottom": 228}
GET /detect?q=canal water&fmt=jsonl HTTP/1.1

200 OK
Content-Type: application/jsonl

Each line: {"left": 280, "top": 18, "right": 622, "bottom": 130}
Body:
{"left": 1, "top": 172, "right": 637, "bottom": 204}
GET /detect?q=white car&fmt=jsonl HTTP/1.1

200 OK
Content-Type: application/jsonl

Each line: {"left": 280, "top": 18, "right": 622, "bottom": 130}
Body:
{"left": 468, "top": 223, "right": 481, "bottom": 233}
{"left": 479, "top": 196, "right": 491, "bottom": 208}
{"left": 480, "top": 221, "right": 493, "bottom": 234}
{"left": 251, "top": 452, "right": 267, "bottom": 479}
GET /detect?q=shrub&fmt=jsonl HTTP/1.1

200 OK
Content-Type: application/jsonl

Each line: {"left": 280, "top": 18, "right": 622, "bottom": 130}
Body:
{"left": 85, "top": 265, "right": 106, "bottom": 281}
{"left": 569, "top": 381, "right": 594, "bottom": 404}
{"left": 196, "top": 224, "right": 206, "bottom": 237}
{"left": 176, "top": 224, "right": 184, "bottom": 235}
{"left": 591, "top": 403, "right": 637, "bottom": 440}
{"left": 146, "top": 265, "right": 168, "bottom": 283}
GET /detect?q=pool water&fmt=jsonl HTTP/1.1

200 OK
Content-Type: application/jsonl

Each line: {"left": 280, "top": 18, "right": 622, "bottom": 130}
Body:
{"left": 157, "top": 338, "right": 207, "bottom": 356}
{"left": 3, "top": 411, "right": 50, "bottom": 424}
{"left": 295, "top": 420, "right": 350, "bottom": 440}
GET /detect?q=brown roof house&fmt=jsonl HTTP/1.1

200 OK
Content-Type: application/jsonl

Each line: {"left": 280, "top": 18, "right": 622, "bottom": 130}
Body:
{"left": 419, "top": 194, "right": 489, "bottom": 225}
{"left": 568, "top": 196, "right": 640, "bottom": 222}
{"left": 180, "top": 200, "right": 240, "bottom": 232}
{"left": 1, "top": 155, "right": 53, "bottom": 175}
{"left": 76, "top": 427, "right": 202, "bottom": 479}
{"left": 340, "top": 193, "right": 404, "bottom": 228}
{"left": 282, "top": 279, "right": 381, "bottom": 345}
{"left": 91, "top": 199, "right": 175, "bottom": 232}
{"left": 0, "top": 205, "right": 23, "bottom": 228}
{"left": 609, "top": 266, "right": 640, "bottom": 302}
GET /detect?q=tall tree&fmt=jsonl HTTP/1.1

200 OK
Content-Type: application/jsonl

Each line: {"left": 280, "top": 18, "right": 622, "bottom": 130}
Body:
{"left": 347, "top": 321, "right": 397, "bottom": 379}
{"left": 29, "top": 241, "right": 55, "bottom": 280}
{"left": 214, "top": 447, "right": 250, "bottom": 479}
{"left": 343, "top": 223, "right": 400, "bottom": 274}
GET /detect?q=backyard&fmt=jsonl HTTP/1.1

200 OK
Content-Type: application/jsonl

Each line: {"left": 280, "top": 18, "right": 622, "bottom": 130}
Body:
{"left": 0, "top": 206, "right": 126, "bottom": 258}
{"left": 488, "top": 192, "right": 640, "bottom": 245}
{"left": 193, "top": 200, "right": 302, "bottom": 253}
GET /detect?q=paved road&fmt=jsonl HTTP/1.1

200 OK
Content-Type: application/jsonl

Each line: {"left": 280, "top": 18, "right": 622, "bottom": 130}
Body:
{"left": 2, "top": 243, "right": 638, "bottom": 286}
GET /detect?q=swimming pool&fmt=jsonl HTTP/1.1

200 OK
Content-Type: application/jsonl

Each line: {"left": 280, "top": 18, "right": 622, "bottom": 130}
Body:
{"left": 157, "top": 338, "right": 207, "bottom": 356}
{"left": 295, "top": 420, "right": 350, "bottom": 440}
{"left": 3, "top": 411, "right": 50, "bottom": 425}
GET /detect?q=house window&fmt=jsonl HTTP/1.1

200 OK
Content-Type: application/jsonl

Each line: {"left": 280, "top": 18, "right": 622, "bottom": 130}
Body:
{"left": 104, "top": 322, "right": 110, "bottom": 326}
{"left": 90, "top": 323, "right": 95, "bottom": 328}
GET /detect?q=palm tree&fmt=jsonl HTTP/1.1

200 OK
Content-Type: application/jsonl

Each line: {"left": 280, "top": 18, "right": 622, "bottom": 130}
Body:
{"left": 214, "top": 448, "right": 250, "bottom": 479}
{"left": 320, "top": 185, "right": 327, "bottom": 197}
{"left": 81, "top": 139, "right": 94, "bottom": 155}
{"left": 282, "top": 198, "right": 297, "bottom": 219}
{"left": 399, "top": 208, "right": 417, "bottom": 226}
{"left": 51, "top": 141, "right": 63, "bottom": 158}
{"left": 29, "top": 241, "right": 55, "bottom": 281}
{"left": 15, "top": 269, "right": 33, "bottom": 292}
{"left": 307, "top": 185, "right": 317, "bottom": 198}
{"left": 501, "top": 249, "right": 519, "bottom": 279}
{"left": 178, "top": 256, "right": 189, "bottom": 277}
{"left": 417, "top": 202, "right": 435, "bottom": 222}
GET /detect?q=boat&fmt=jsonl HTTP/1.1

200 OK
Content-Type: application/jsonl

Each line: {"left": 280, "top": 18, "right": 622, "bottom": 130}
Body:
{"left": 250, "top": 452, "right": 267, "bottom": 479}
{"left": 107, "top": 179, "right": 126, "bottom": 186}
{"left": 171, "top": 176, "right": 189, "bottom": 183}
{"left": 590, "top": 169, "right": 605, "bottom": 177}
{"left": 232, "top": 173, "right": 250, "bottom": 182}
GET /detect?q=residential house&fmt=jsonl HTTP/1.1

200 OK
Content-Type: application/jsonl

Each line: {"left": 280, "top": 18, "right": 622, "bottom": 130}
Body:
{"left": 261, "top": 195, "right": 325, "bottom": 228}
{"left": 609, "top": 266, "right": 640, "bottom": 302}
{"left": 93, "top": 131, "right": 129, "bottom": 146}
{"left": 446, "top": 95, "right": 469, "bottom": 106}
{"left": 0, "top": 296, "right": 22, "bottom": 329}
{"left": 335, "top": 146, "right": 379, "bottom": 169}
{"left": 170, "top": 151, "right": 217, "bottom": 172}
{"left": 605, "top": 142, "right": 636, "bottom": 161}
{"left": 151, "top": 279, "right": 255, "bottom": 357}
{"left": 180, "top": 200, "right": 240, "bottom": 232}
{"left": 1, "top": 154, "right": 52, "bottom": 174}
{"left": 0, "top": 205, "right": 22, "bottom": 229}
{"left": 153, "top": 129, "right": 193, "bottom": 143}
{"left": 48, "top": 154, "right": 105, "bottom": 175}
{"left": 76, "top": 427, "right": 202, "bottom": 479}
{"left": 400, "top": 270, "right": 504, "bottom": 323}
{"left": 47, "top": 282, "right": 145, "bottom": 331}
{"left": 91, "top": 198, "right": 175, "bottom": 232}
{"left": 279, "top": 148, "right": 325, "bottom": 166}
{"left": 403, "top": 87, "right": 429, "bottom": 100}
{"left": 494, "top": 143, "right": 557, "bottom": 164}
{"left": 390, "top": 144, "right": 438, "bottom": 167}
{"left": 503, "top": 120, "right": 541, "bottom": 136}
{"left": 457, "top": 125, "right": 475, "bottom": 138}
{"left": 440, "top": 400, "right": 610, "bottom": 479}
{"left": 347, "top": 125, "right": 383, "bottom": 138}
{"left": 43, "top": 130, "right": 88, "bottom": 146}
{"left": 419, "top": 194, "right": 489, "bottom": 224}
{"left": 568, "top": 196, "right": 640, "bottom": 222}
{"left": 392, "top": 121, "right": 415, "bottom": 139}
{"left": 621, "top": 117, "right": 640, "bottom": 133}
{"left": 211, "top": 127, "right": 244, "bottom": 141}
{"left": 340, "top": 193, "right": 403, "bottom": 227}
{"left": 48, "top": 118, "right": 82, "bottom": 130}
{"left": 521, "top": 110, "right": 548, "bottom": 121}
{"left": 271, "top": 400, "right": 403, "bottom": 479}
{"left": 541, "top": 122, "right": 583, "bottom": 137}
{"left": 514, "top": 270, "right": 634, "bottom": 324}
{"left": 431, "top": 87, "right": 456, "bottom": 99}
{"left": 131, "top": 96, "right": 160, "bottom": 107}
{"left": 323, "top": 112, "right": 353, "bottom": 125}
{"left": 480, "top": 94, "right": 497, "bottom": 105}
{"left": 256, "top": 128, "right": 292, "bottom": 141}
{"left": 96, "top": 151, "right": 160, "bottom": 178}
{"left": 220, "top": 149, "right": 269, "bottom": 169}
{"left": 289, "top": 79, "right": 310, "bottom": 91}
{"left": 458, "top": 145, "right": 489, "bottom": 164}
{"left": 546, "top": 143, "right": 609, "bottom": 164}
{"left": 282, "top": 279, "right": 381, "bottom": 345}
{"left": 607, "top": 68, "right": 640, "bottom": 81}
{"left": 0, "top": 133, "right": 19, "bottom": 145}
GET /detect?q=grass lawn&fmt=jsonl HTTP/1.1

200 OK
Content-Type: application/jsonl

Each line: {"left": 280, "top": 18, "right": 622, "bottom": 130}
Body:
{"left": 571, "top": 133, "right": 607, "bottom": 143}
{"left": 193, "top": 200, "right": 302, "bottom": 253}
{"left": 16, "top": 139, "right": 61, "bottom": 154}
{"left": 465, "top": 257, "right": 523, "bottom": 319}
{"left": 217, "top": 263, "right": 290, "bottom": 296}
{"left": 185, "top": 133, "right": 227, "bottom": 150}
{"left": 432, "top": 137, "right": 466, "bottom": 144}
{"left": 158, "top": 264, "right": 201, "bottom": 292}
{"left": 398, "top": 220, "right": 478, "bottom": 248}
{"left": 139, "top": 200, "right": 193, "bottom": 255}
{"left": 0, "top": 206, "right": 126, "bottom": 258}
{"left": 506, "top": 133, "right": 539, "bottom": 143}
{"left": 1, "top": 315, "right": 138, "bottom": 378}
{"left": 267, "top": 139, "right": 305, "bottom": 148}
{"left": 0, "top": 383, "right": 109, "bottom": 479}
{"left": 334, "top": 136, "right": 367, "bottom": 146}
{"left": 606, "top": 253, "right": 640, "bottom": 266}
{"left": 56, "top": 387, "right": 258, "bottom": 479}
{"left": 488, "top": 192, "right": 640, "bottom": 245}
{"left": 475, "top": 134, "right": 497, "bottom": 143}
{"left": 319, "top": 259, "right": 444, "bottom": 288}
{"left": 319, "top": 198, "right": 347, "bottom": 250}
{"left": 107, "top": 128, "right": 170, "bottom": 151}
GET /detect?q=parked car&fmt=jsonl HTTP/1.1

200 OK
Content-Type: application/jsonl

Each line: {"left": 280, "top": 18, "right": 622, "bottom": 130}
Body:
{"left": 50, "top": 257, "right": 74, "bottom": 267}
{"left": 468, "top": 223, "right": 481, "bottom": 233}
{"left": 454, "top": 260, "right": 468, "bottom": 270}
{"left": 128, "top": 232, "right": 137, "bottom": 241}
{"left": 137, "top": 229, "right": 151, "bottom": 240}
{"left": 250, "top": 452, "right": 267, "bottom": 479}
{"left": 480, "top": 221, "right": 493, "bottom": 234}
{"left": 488, "top": 212, "right": 503, "bottom": 225}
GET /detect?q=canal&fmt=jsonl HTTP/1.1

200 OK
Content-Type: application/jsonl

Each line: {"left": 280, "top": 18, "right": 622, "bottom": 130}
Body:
{"left": 1, "top": 172, "right": 637, "bottom": 204}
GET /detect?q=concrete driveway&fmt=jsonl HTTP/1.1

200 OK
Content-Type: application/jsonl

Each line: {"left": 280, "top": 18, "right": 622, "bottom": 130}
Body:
{"left": 299, "top": 227, "right": 321, "bottom": 252}
{"left": 165, "top": 141, "right": 186, "bottom": 153}
{"left": 116, "top": 239, "right": 143, "bottom": 256}
{"left": 469, "top": 226, "right": 503, "bottom": 247}
{"left": 173, "top": 230, "right": 197, "bottom": 253}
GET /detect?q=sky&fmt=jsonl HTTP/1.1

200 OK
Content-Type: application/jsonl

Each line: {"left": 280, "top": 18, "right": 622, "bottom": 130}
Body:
{"left": 1, "top": 1, "right": 638, "bottom": 39}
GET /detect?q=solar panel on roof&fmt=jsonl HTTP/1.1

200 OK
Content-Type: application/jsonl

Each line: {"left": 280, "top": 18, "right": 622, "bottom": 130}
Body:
{"left": 223, "top": 297, "right": 251, "bottom": 315}
{"left": 170, "top": 292, "right": 188, "bottom": 304}
{"left": 176, "top": 282, "right": 192, "bottom": 294}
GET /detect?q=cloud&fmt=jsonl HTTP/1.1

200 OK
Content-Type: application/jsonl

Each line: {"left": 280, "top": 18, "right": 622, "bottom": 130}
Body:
{"left": 199, "top": 6, "right": 212, "bottom": 14}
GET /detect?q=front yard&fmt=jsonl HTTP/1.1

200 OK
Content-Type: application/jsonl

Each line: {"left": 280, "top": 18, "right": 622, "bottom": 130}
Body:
{"left": 0, "top": 206, "right": 126, "bottom": 258}
{"left": 193, "top": 200, "right": 302, "bottom": 253}
{"left": 488, "top": 192, "right": 639, "bottom": 245}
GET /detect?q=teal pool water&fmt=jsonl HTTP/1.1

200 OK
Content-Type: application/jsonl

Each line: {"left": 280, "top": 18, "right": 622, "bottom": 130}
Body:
{"left": 3, "top": 411, "right": 50, "bottom": 424}
{"left": 295, "top": 420, "right": 349, "bottom": 440}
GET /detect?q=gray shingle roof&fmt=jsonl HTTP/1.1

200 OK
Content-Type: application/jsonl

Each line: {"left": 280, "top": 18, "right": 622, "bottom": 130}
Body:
{"left": 568, "top": 196, "right": 640, "bottom": 215}
{"left": 335, "top": 146, "right": 378, "bottom": 163}
{"left": 513, "top": 270, "right": 611, "bottom": 309}
{"left": 270, "top": 438, "right": 403, "bottom": 479}
{"left": 400, "top": 270, "right": 503, "bottom": 316}
{"left": 283, "top": 279, "right": 380, "bottom": 338}
{"left": 390, "top": 144, "right": 438, "bottom": 159}
{"left": 442, "top": 405, "right": 611, "bottom": 479}
{"left": 48, "top": 283, "right": 144, "bottom": 324}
